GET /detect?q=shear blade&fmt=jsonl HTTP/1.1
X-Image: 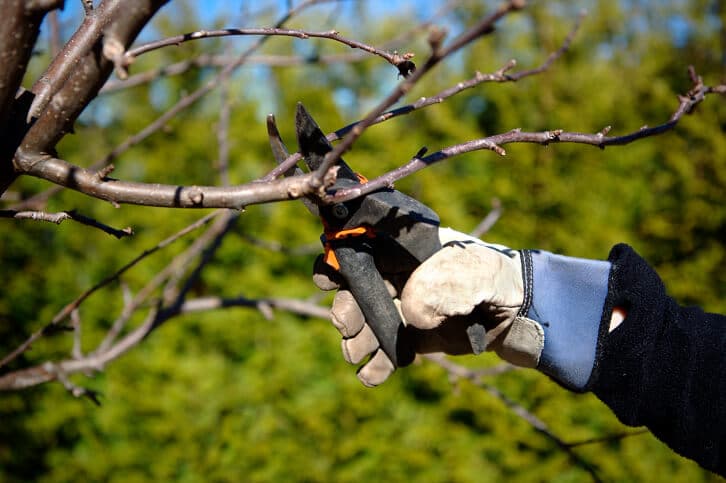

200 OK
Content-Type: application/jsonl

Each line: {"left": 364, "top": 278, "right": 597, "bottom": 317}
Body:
{"left": 295, "top": 103, "right": 358, "bottom": 181}
{"left": 266, "top": 113, "right": 319, "bottom": 216}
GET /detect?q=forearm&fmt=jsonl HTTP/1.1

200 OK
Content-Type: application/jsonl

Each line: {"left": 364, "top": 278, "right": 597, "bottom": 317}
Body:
{"left": 588, "top": 244, "right": 726, "bottom": 475}
{"left": 521, "top": 244, "right": 725, "bottom": 474}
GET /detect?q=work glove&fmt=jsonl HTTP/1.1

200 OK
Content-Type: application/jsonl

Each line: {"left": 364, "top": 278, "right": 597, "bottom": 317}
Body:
{"left": 314, "top": 228, "right": 612, "bottom": 390}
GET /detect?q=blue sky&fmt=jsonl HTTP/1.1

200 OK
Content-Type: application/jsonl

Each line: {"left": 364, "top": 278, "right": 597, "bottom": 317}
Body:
{"left": 40, "top": 1, "right": 706, "bottom": 126}
{"left": 49, "top": 1, "right": 446, "bottom": 44}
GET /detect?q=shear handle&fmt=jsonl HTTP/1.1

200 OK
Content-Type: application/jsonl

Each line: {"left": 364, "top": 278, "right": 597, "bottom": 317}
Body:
{"left": 332, "top": 241, "right": 415, "bottom": 369}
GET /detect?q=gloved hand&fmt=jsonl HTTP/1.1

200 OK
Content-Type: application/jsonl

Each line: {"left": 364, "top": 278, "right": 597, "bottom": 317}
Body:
{"left": 313, "top": 228, "right": 545, "bottom": 386}
{"left": 314, "top": 228, "right": 613, "bottom": 390}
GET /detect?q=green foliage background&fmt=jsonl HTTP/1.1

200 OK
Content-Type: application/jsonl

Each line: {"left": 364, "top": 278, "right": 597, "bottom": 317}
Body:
{"left": 1, "top": 1, "right": 724, "bottom": 481}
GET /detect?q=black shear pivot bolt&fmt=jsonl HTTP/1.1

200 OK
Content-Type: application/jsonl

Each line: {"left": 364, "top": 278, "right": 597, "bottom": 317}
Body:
{"left": 332, "top": 203, "right": 349, "bottom": 219}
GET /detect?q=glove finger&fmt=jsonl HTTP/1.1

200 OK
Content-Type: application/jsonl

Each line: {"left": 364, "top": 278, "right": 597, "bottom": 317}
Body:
{"left": 357, "top": 349, "right": 395, "bottom": 387}
{"left": 312, "top": 254, "right": 344, "bottom": 291}
{"left": 341, "top": 323, "right": 379, "bottom": 364}
{"left": 331, "top": 290, "right": 365, "bottom": 337}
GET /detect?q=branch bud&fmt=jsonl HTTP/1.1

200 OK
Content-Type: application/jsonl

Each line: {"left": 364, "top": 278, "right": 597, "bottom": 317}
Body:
{"left": 427, "top": 26, "right": 447, "bottom": 54}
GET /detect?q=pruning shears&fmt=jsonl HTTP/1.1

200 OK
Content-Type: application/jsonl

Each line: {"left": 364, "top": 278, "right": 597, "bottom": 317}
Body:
{"left": 266, "top": 103, "right": 446, "bottom": 368}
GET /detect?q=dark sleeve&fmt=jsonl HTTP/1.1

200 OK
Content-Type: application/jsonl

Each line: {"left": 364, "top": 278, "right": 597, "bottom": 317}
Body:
{"left": 587, "top": 244, "right": 726, "bottom": 476}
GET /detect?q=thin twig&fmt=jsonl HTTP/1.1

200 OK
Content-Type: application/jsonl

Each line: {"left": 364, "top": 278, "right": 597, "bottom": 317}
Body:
{"left": 43, "top": 362, "right": 102, "bottom": 405}
{"left": 334, "top": 10, "right": 585, "bottom": 140}
{"left": 481, "top": 381, "right": 603, "bottom": 482}
{"left": 506, "top": 9, "right": 585, "bottom": 80}
{"left": 122, "top": 27, "right": 413, "bottom": 72}
{"left": 96, "top": 0, "right": 330, "bottom": 168}
{"left": 71, "top": 309, "right": 83, "bottom": 360}
{"left": 312, "top": 1, "right": 526, "bottom": 185}
{"left": 101, "top": 53, "right": 383, "bottom": 93}
{"left": 0, "top": 209, "right": 133, "bottom": 238}
{"left": 0, "top": 287, "right": 331, "bottom": 392}
{"left": 470, "top": 198, "right": 502, "bottom": 238}
{"left": 422, "top": 353, "right": 516, "bottom": 379}
{"left": 48, "top": 9, "right": 61, "bottom": 58}
{"left": 94, "top": 212, "right": 234, "bottom": 354}
{"left": 262, "top": 10, "right": 581, "bottom": 182}
{"left": 94, "top": 281, "right": 134, "bottom": 354}
{"left": 216, "top": 72, "right": 232, "bottom": 187}
{"left": 162, "top": 212, "right": 238, "bottom": 317}
{"left": 178, "top": 295, "right": 330, "bottom": 319}
{"left": 566, "top": 429, "right": 649, "bottom": 448}
{"left": 240, "top": 232, "right": 321, "bottom": 256}
{"left": 329, "top": 67, "right": 726, "bottom": 202}
{"left": 100, "top": 0, "right": 455, "bottom": 96}
{"left": 0, "top": 209, "right": 71, "bottom": 223}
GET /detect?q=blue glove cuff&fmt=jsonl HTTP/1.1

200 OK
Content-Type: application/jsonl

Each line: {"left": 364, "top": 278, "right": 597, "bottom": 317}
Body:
{"left": 520, "top": 250, "right": 611, "bottom": 391}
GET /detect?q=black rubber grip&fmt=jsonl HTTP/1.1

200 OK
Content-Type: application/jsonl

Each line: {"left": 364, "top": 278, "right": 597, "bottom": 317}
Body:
{"left": 333, "top": 244, "right": 414, "bottom": 368}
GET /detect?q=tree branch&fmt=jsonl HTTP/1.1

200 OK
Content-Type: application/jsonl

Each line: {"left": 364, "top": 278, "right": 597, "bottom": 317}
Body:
{"left": 0, "top": 210, "right": 222, "bottom": 370}
{"left": 13, "top": 153, "right": 336, "bottom": 208}
{"left": 100, "top": 52, "right": 387, "bottom": 94}
{"left": 0, "top": 203, "right": 321, "bottom": 391}
{"left": 26, "top": 0, "right": 123, "bottom": 122}
{"left": 216, "top": 71, "right": 232, "bottom": 187}
{"left": 178, "top": 295, "right": 330, "bottom": 320}
{"left": 0, "top": 287, "right": 331, "bottom": 391}
{"left": 263, "top": 9, "right": 581, "bottom": 182}
{"left": 329, "top": 67, "right": 726, "bottom": 202}
{"left": 94, "top": 212, "right": 234, "bottom": 354}
{"left": 44, "top": 362, "right": 102, "bottom": 405}
{"left": 0, "top": 0, "right": 62, "bottom": 128}
{"left": 0, "top": 209, "right": 133, "bottom": 238}
{"left": 120, "top": 27, "right": 414, "bottom": 76}
{"left": 54, "top": 0, "right": 330, "bottom": 191}
{"left": 470, "top": 198, "right": 502, "bottom": 237}
{"left": 0, "top": 0, "right": 63, "bottom": 194}
{"left": 20, "top": 0, "right": 168, "bottom": 153}
{"left": 100, "top": 0, "right": 450, "bottom": 96}
{"left": 312, "top": 0, "right": 526, "bottom": 184}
